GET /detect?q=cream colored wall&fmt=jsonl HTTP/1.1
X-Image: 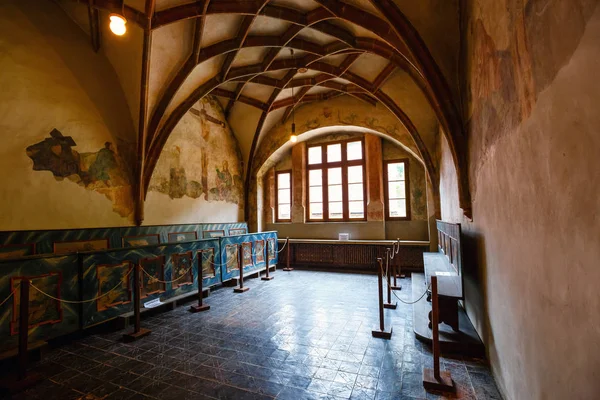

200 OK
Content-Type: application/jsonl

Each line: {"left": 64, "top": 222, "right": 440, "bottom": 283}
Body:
{"left": 0, "top": 0, "right": 136, "bottom": 230}
{"left": 145, "top": 96, "right": 244, "bottom": 225}
{"left": 440, "top": 3, "right": 600, "bottom": 399}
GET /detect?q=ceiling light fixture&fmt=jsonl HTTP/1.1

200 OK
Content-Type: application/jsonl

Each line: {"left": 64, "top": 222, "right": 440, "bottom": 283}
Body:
{"left": 109, "top": 2, "right": 127, "bottom": 36}
{"left": 290, "top": 49, "right": 298, "bottom": 143}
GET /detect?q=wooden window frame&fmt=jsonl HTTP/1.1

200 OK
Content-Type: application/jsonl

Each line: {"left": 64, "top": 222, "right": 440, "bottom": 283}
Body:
{"left": 383, "top": 158, "right": 411, "bottom": 221}
{"left": 305, "top": 138, "right": 367, "bottom": 222}
{"left": 275, "top": 170, "right": 292, "bottom": 222}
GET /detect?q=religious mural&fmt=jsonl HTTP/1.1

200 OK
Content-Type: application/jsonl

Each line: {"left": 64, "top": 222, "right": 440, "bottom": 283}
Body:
{"left": 25, "top": 129, "right": 133, "bottom": 218}
{"left": 242, "top": 242, "right": 253, "bottom": 268}
{"left": 11, "top": 273, "right": 62, "bottom": 335}
{"left": 148, "top": 96, "right": 243, "bottom": 207}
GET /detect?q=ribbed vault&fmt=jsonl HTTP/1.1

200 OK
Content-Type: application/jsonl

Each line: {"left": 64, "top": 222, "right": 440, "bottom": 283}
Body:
{"left": 69, "top": 0, "right": 472, "bottom": 221}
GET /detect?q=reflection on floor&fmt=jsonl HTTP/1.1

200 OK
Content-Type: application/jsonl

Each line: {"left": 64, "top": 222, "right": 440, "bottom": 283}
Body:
{"left": 10, "top": 271, "right": 502, "bottom": 399}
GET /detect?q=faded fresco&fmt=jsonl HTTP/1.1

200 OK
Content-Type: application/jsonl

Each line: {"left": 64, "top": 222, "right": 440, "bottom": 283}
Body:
{"left": 463, "top": 0, "right": 598, "bottom": 194}
{"left": 200, "top": 248, "right": 216, "bottom": 278}
{"left": 254, "top": 240, "right": 265, "bottom": 264}
{"left": 148, "top": 96, "right": 243, "bottom": 207}
{"left": 25, "top": 129, "right": 134, "bottom": 218}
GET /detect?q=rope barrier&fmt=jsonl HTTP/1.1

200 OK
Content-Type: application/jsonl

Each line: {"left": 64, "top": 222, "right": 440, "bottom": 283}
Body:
{"left": 0, "top": 282, "right": 20, "bottom": 309}
{"left": 30, "top": 267, "right": 134, "bottom": 304}
{"left": 276, "top": 238, "right": 288, "bottom": 254}
{"left": 379, "top": 254, "right": 430, "bottom": 305}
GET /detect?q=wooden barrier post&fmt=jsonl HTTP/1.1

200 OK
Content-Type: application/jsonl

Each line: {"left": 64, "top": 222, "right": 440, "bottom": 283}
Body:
{"left": 123, "top": 264, "right": 151, "bottom": 342}
{"left": 282, "top": 238, "right": 293, "bottom": 271}
{"left": 0, "top": 280, "right": 41, "bottom": 393}
{"left": 234, "top": 245, "right": 249, "bottom": 293}
{"left": 190, "top": 254, "right": 210, "bottom": 312}
{"left": 391, "top": 250, "right": 402, "bottom": 291}
{"left": 261, "top": 240, "right": 274, "bottom": 281}
{"left": 423, "top": 276, "right": 455, "bottom": 392}
{"left": 396, "top": 238, "right": 406, "bottom": 279}
{"left": 383, "top": 249, "right": 397, "bottom": 309}
{"left": 372, "top": 258, "right": 392, "bottom": 339}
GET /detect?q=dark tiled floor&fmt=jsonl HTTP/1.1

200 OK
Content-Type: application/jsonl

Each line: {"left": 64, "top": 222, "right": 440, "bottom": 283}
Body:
{"left": 9, "top": 271, "right": 502, "bottom": 399}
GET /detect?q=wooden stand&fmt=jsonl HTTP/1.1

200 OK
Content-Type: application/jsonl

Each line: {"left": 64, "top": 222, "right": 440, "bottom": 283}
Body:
{"left": 261, "top": 242, "right": 274, "bottom": 281}
{"left": 282, "top": 237, "right": 293, "bottom": 271}
{"left": 383, "top": 249, "right": 397, "bottom": 309}
{"left": 234, "top": 245, "right": 249, "bottom": 293}
{"left": 0, "top": 280, "right": 41, "bottom": 394}
{"left": 189, "top": 261, "right": 210, "bottom": 312}
{"left": 123, "top": 265, "right": 151, "bottom": 342}
{"left": 423, "top": 276, "right": 455, "bottom": 392}
{"left": 372, "top": 258, "right": 392, "bottom": 339}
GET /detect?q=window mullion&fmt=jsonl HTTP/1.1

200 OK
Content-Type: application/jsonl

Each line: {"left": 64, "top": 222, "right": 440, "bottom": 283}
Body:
{"left": 322, "top": 166, "right": 329, "bottom": 222}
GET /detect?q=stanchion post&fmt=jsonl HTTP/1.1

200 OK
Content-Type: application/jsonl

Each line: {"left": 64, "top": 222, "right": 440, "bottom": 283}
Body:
{"left": 282, "top": 237, "right": 293, "bottom": 271}
{"left": 383, "top": 249, "right": 397, "bottom": 309}
{"left": 396, "top": 238, "right": 406, "bottom": 279}
{"left": 372, "top": 258, "right": 392, "bottom": 339}
{"left": 123, "top": 264, "right": 151, "bottom": 342}
{"left": 190, "top": 254, "right": 210, "bottom": 312}
{"left": 392, "top": 241, "right": 402, "bottom": 290}
{"left": 234, "top": 244, "right": 249, "bottom": 293}
{"left": 0, "top": 280, "right": 41, "bottom": 393}
{"left": 261, "top": 240, "right": 274, "bottom": 281}
{"left": 423, "top": 276, "right": 455, "bottom": 392}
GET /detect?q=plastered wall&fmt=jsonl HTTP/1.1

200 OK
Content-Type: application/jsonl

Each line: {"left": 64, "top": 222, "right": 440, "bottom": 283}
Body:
{"left": 440, "top": 2, "right": 600, "bottom": 399}
{"left": 0, "top": 0, "right": 136, "bottom": 230}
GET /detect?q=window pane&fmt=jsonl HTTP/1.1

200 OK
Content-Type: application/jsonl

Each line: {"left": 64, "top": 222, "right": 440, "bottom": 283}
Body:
{"left": 389, "top": 199, "right": 407, "bottom": 218}
{"left": 309, "top": 169, "right": 322, "bottom": 186}
{"left": 328, "top": 184, "right": 343, "bottom": 202}
{"left": 310, "top": 202, "right": 323, "bottom": 219}
{"left": 347, "top": 141, "right": 362, "bottom": 160}
{"left": 308, "top": 146, "right": 322, "bottom": 164}
{"left": 278, "top": 204, "right": 290, "bottom": 220}
{"left": 278, "top": 189, "right": 291, "bottom": 204}
{"left": 388, "top": 181, "right": 406, "bottom": 199}
{"left": 329, "top": 202, "right": 343, "bottom": 219}
{"left": 327, "top": 144, "right": 342, "bottom": 162}
{"left": 328, "top": 168, "right": 342, "bottom": 185}
{"left": 347, "top": 166, "right": 363, "bottom": 183}
{"left": 348, "top": 183, "right": 363, "bottom": 201}
{"left": 309, "top": 186, "right": 323, "bottom": 202}
{"left": 387, "top": 162, "right": 405, "bottom": 181}
{"left": 277, "top": 172, "right": 290, "bottom": 189}
{"left": 349, "top": 201, "right": 364, "bottom": 219}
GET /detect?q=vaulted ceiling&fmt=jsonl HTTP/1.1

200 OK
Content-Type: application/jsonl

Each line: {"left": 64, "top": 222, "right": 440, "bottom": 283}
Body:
{"left": 60, "top": 0, "right": 472, "bottom": 220}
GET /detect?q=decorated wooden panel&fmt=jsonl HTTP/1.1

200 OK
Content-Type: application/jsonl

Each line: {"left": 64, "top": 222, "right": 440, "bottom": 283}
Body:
{"left": 0, "top": 255, "right": 79, "bottom": 352}
{"left": 198, "top": 248, "right": 216, "bottom": 279}
{"left": 122, "top": 234, "right": 160, "bottom": 248}
{"left": 96, "top": 262, "right": 133, "bottom": 312}
{"left": 0, "top": 243, "right": 36, "bottom": 259}
{"left": 140, "top": 256, "right": 166, "bottom": 297}
{"left": 219, "top": 231, "right": 278, "bottom": 282}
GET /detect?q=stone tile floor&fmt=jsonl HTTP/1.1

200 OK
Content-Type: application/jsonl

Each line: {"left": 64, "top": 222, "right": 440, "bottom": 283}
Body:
{"left": 6, "top": 271, "right": 502, "bottom": 399}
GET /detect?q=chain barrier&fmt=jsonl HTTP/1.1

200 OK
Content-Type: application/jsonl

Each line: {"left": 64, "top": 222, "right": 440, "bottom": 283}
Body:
{"left": 0, "top": 282, "right": 20, "bottom": 308}
{"left": 379, "top": 252, "right": 430, "bottom": 305}
{"left": 30, "top": 267, "right": 134, "bottom": 304}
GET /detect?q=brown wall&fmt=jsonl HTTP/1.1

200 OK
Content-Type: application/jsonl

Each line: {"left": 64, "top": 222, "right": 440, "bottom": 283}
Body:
{"left": 440, "top": 2, "right": 600, "bottom": 399}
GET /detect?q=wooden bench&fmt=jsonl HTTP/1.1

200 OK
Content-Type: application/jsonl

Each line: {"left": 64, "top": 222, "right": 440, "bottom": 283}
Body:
{"left": 423, "top": 221, "right": 463, "bottom": 331}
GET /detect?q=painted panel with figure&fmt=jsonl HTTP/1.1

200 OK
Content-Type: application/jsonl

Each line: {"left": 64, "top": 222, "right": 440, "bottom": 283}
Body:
{"left": 140, "top": 256, "right": 166, "bottom": 297}
{"left": 199, "top": 248, "right": 216, "bottom": 279}
{"left": 225, "top": 244, "right": 239, "bottom": 273}
{"left": 146, "top": 96, "right": 244, "bottom": 224}
{"left": 96, "top": 262, "right": 132, "bottom": 312}
{"left": 171, "top": 252, "right": 193, "bottom": 288}
{"left": 0, "top": 244, "right": 36, "bottom": 259}
{"left": 254, "top": 240, "right": 265, "bottom": 265}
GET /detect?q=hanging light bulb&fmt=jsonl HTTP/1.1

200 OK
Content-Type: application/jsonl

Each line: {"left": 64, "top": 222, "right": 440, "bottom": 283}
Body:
{"left": 290, "top": 122, "right": 297, "bottom": 143}
{"left": 109, "top": 13, "right": 127, "bottom": 36}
